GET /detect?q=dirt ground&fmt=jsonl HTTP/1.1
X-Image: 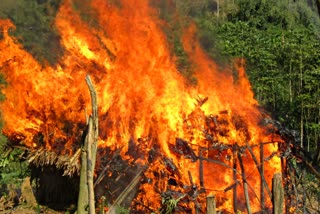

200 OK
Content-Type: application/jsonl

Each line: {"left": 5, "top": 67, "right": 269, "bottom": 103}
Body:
{"left": 0, "top": 206, "right": 64, "bottom": 214}
{"left": 0, "top": 177, "right": 66, "bottom": 214}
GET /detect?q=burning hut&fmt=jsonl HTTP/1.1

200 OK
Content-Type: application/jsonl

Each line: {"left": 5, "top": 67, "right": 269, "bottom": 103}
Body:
{"left": 0, "top": 0, "right": 288, "bottom": 213}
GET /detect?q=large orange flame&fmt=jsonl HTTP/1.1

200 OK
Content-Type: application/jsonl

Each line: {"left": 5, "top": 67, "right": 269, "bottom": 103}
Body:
{"left": 0, "top": 1, "right": 283, "bottom": 213}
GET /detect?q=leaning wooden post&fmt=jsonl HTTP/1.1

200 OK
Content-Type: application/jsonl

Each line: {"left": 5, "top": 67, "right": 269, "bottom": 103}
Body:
{"left": 238, "top": 152, "right": 252, "bottom": 214}
{"left": 199, "top": 148, "right": 205, "bottom": 193}
{"left": 245, "top": 142, "right": 271, "bottom": 200}
{"left": 272, "top": 173, "right": 284, "bottom": 214}
{"left": 206, "top": 195, "right": 216, "bottom": 214}
{"left": 86, "top": 75, "right": 99, "bottom": 214}
{"left": 233, "top": 148, "right": 238, "bottom": 213}
{"left": 260, "top": 143, "right": 265, "bottom": 212}
{"left": 77, "top": 75, "right": 99, "bottom": 214}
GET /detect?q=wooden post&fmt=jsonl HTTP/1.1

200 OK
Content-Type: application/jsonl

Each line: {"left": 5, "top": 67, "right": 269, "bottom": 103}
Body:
{"left": 233, "top": 149, "right": 238, "bottom": 213}
{"left": 206, "top": 195, "right": 216, "bottom": 214}
{"left": 238, "top": 152, "right": 252, "bottom": 214}
{"left": 86, "top": 75, "right": 99, "bottom": 214}
{"left": 99, "top": 196, "right": 106, "bottom": 214}
{"left": 260, "top": 143, "right": 265, "bottom": 212}
{"left": 77, "top": 75, "right": 99, "bottom": 214}
{"left": 77, "top": 132, "right": 89, "bottom": 214}
{"left": 272, "top": 173, "right": 284, "bottom": 214}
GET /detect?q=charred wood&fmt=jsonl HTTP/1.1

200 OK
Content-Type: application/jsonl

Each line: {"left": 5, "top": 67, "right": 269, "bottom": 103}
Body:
{"left": 163, "top": 156, "right": 181, "bottom": 178}
{"left": 169, "top": 138, "right": 197, "bottom": 162}
{"left": 107, "top": 167, "right": 145, "bottom": 214}
{"left": 199, "top": 149, "right": 205, "bottom": 192}
{"left": 224, "top": 180, "right": 240, "bottom": 193}
{"left": 94, "top": 149, "right": 121, "bottom": 188}
{"left": 196, "top": 96, "right": 208, "bottom": 107}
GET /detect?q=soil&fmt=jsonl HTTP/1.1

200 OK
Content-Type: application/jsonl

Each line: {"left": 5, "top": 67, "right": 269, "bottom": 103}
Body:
{"left": 0, "top": 177, "right": 70, "bottom": 214}
{"left": 0, "top": 206, "right": 64, "bottom": 214}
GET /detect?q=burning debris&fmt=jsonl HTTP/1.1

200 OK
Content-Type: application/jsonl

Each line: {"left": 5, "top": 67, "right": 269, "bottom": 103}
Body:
{"left": 0, "top": 0, "right": 288, "bottom": 213}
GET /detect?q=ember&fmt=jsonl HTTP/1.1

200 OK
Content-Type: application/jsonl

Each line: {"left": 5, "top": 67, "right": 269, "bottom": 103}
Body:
{"left": 0, "top": 0, "right": 284, "bottom": 213}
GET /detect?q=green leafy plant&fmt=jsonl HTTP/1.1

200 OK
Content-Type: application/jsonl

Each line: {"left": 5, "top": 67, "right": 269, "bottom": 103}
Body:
{"left": 159, "top": 193, "right": 185, "bottom": 214}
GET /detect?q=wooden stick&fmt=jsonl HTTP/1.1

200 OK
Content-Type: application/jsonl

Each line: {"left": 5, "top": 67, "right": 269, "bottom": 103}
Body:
{"left": 77, "top": 127, "right": 89, "bottom": 214}
{"left": 199, "top": 156, "right": 241, "bottom": 175}
{"left": 199, "top": 149, "right": 205, "bottom": 192}
{"left": 99, "top": 196, "right": 106, "bottom": 214}
{"left": 77, "top": 75, "right": 99, "bottom": 214}
{"left": 94, "top": 149, "right": 121, "bottom": 188}
{"left": 305, "top": 160, "right": 320, "bottom": 179}
{"left": 206, "top": 195, "right": 217, "bottom": 214}
{"left": 107, "top": 167, "right": 145, "bottom": 214}
{"left": 272, "top": 173, "right": 284, "bottom": 214}
{"left": 233, "top": 149, "right": 238, "bottom": 213}
{"left": 246, "top": 142, "right": 272, "bottom": 199}
{"left": 260, "top": 143, "right": 265, "bottom": 212}
{"left": 85, "top": 74, "right": 99, "bottom": 167}
{"left": 188, "top": 170, "right": 194, "bottom": 186}
{"left": 238, "top": 152, "right": 252, "bottom": 214}
{"left": 85, "top": 75, "right": 99, "bottom": 214}
{"left": 281, "top": 156, "right": 290, "bottom": 213}
{"left": 86, "top": 117, "right": 95, "bottom": 214}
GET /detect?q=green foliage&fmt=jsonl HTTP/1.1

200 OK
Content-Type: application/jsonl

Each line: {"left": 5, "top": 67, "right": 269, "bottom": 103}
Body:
{"left": 0, "top": 144, "right": 30, "bottom": 188}
{"left": 72, "top": 0, "right": 100, "bottom": 28}
{"left": 154, "top": 0, "right": 197, "bottom": 85}
{"left": 0, "top": 0, "right": 63, "bottom": 65}
{"left": 0, "top": 117, "right": 29, "bottom": 189}
{"left": 0, "top": 73, "right": 7, "bottom": 102}
{"left": 115, "top": 206, "right": 130, "bottom": 214}
{"left": 189, "top": 0, "right": 320, "bottom": 153}
{"left": 159, "top": 193, "right": 185, "bottom": 214}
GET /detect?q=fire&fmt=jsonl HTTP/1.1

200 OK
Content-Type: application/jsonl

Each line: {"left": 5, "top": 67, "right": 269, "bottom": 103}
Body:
{"left": 0, "top": 0, "right": 283, "bottom": 213}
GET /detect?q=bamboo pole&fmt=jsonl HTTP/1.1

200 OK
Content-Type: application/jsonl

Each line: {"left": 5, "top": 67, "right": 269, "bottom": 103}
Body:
{"left": 86, "top": 75, "right": 99, "bottom": 214}
{"left": 77, "top": 123, "right": 89, "bottom": 214}
{"left": 206, "top": 195, "right": 217, "bottom": 214}
{"left": 77, "top": 75, "right": 99, "bottom": 214}
{"left": 86, "top": 117, "right": 96, "bottom": 214}
{"left": 272, "top": 173, "right": 284, "bottom": 214}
